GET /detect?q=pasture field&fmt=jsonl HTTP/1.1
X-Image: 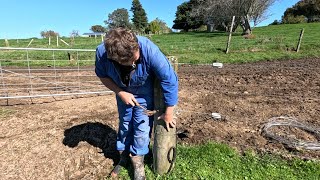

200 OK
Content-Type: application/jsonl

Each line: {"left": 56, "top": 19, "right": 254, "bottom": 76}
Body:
{"left": 151, "top": 23, "right": 320, "bottom": 63}
{"left": 1, "top": 23, "right": 319, "bottom": 64}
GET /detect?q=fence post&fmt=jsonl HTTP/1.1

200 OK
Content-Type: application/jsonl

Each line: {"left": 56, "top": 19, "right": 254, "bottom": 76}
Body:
{"left": 296, "top": 28, "right": 304, "bottom": 52}
{"left": 49, "top": 36, "right": 51, "bottom": 46}
{"left": 71, "top": 35, "right": 75, "bottom": 46}
{"left": 56, "top": 36, "right": 59, "bottom": 47}
{"left": 153, "top": 56, "right": 178, "bottom": 175}
{"left": 0, "top": 60, "right": 9, "bottom": 105}
{"left": 225, "top": 16, "right": 235, "bottom": 54}
{"left": 27, "top": 39, "right": 34, "bottom": 47}
{"left": 60, "top": 39, "right": 70, "bottom": 46}
{"left": 5, "top": 39, "right": 9, "bottom": 47}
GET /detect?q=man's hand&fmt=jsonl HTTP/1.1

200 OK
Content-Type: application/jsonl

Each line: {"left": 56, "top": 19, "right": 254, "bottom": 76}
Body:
{"left": 117, "top": 91, "right": 138, "bottom": 106}
{"left": 158, "top": 106, "right": 176, "bottom": 131}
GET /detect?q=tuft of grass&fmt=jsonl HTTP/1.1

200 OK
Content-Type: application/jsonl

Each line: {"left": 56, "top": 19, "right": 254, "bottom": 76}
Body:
{"left": 0, "top": 108, "right": 15, "bottom": 118}
{"left": 115, "top": 142, "right": 320, "bottom": 180}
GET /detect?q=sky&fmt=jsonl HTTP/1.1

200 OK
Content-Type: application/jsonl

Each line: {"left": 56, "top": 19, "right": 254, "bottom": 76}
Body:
{"left": 0, "top": 0, "right": 300, "bottom": 39}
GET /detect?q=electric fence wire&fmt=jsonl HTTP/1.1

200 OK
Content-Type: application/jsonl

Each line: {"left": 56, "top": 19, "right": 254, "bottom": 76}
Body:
{"left": 261, "top": 116, "right": 320, "bottom": 150}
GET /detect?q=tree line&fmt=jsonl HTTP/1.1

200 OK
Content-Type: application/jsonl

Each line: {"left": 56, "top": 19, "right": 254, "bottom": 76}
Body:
{"left": 172, "top": 0, "right": 277, "bottom": 35}
{"left": 40, "top": 0, "right": 171, "bottom": 38}
{"left": 40, "top": 0, "right": 319, "bottom": 38}
{"left": 91, "top": 0, "right": 171, "bottom": 35}
{"left": 173, "top": 0, "right": 320, "bottom": 34}
{"left": 280, "top": 0, "right": 320, "bottom": 24}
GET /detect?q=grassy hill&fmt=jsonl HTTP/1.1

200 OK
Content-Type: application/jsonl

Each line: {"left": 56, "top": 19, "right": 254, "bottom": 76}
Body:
{"left": 1, "top": 23, "right": 319, "bottom": 64}
{"left": 150, "top": 22, "right": 320, "bottom": 63}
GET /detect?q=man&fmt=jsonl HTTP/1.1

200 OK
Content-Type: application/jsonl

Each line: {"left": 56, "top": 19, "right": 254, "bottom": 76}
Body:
{"left": 95, "top": 27, "right": 178, "bottom": 179}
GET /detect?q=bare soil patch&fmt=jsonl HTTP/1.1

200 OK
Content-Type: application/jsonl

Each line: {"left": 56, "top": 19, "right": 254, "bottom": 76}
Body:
{"left": 1, "top": 58, "right": 320, "bottom": 179}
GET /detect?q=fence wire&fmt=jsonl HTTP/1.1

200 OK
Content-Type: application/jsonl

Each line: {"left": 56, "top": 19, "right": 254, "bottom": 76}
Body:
{"left": 261, "top": 116, "right": 320, "bottom": 150}
{"left": 0, "top": 47, "right": 112, "bottom": 105}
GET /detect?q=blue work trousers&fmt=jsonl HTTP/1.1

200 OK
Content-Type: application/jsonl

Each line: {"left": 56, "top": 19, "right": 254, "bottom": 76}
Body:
{"left": 116, "top": 95, "right": 153, "bottom": 156}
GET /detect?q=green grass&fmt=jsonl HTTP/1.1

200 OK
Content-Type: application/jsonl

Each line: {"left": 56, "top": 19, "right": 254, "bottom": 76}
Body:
{"left": 150, "top": 23, "right": 320, "bottom": 63}
{"left": 0, "top": 108, "right": 15, "bottom": 118}
{"left": 116, "top": 142, "right": 320, "bottom": 180}
{"left": 1, "top": 23, "right": 319, "bottom": 65}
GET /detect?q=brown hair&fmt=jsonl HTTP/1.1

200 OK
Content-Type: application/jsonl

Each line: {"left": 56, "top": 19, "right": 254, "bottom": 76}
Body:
{"left": 104, "top": 27, "right": 139, "bottom": 64}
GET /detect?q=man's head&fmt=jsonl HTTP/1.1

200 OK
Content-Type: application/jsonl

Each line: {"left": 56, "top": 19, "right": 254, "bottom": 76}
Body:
{"left": 104, "top": 27, "right": 139, "bottom": 66}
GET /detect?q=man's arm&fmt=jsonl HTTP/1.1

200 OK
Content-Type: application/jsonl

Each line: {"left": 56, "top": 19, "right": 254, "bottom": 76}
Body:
{"left": 99, "top": 77, "right": 138, "bottom": 107}
{"left": 99, "top": 77, "right": 122, "bottom": 94}
{"left": 149, "top": 46, "right": 178, "bottom": 131}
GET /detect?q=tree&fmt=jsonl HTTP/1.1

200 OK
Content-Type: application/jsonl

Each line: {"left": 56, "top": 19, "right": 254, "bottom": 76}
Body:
{"left": 172, "top": 1, "right": 203, "bottom": 32}
{"left": 191, "top": 0, "right": 276, "bottom": 34}
{"left": 90, "top": 25, "right": 106, "bottom": 32}
{"left": 250, "top": 0, "right": 277, "bottom": 26}
{"left": 104, "top": 8, "right": 131, "bottom": 29}
{"left": 156, "top": 18, "right": 172, "bottom": 33}
{"left": 148, "top": 18, "right": 171, "bottom": 34}
{"left": 130, "top": 0, "right": 148, "bottom": 32}
{"left": 282, "top": 0, "right": 320, "bottom": 23}
{"left": 149, "top": 20, "right": 161, "bottom": 34}
{"left": 40, "top": 30, "right": 59, "bottom": 38}
{"left": 282, "top": 14, "right": 307, "bottom": 24}
{"left": 70, "top": 30, "right": 80, "bottom": 37}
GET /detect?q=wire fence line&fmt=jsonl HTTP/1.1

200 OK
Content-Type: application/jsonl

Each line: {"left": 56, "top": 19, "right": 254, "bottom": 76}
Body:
{"left": 0, "top": 47, "right": 318, "bottom": 105}
{"left": 0, "top": 47, "right": 112, "bottom": 105}
{"left": 0, "top": 48, "right": 181, "bottom": 105}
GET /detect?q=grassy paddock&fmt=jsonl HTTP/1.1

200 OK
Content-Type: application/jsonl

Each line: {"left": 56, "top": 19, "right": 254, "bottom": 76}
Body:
{"left": 150, "top": 23, "right": 320, "bottom": 63}
{"left": 118, "top": 142, "right": 320, "bottom": 180}
{"left": 1, "top": 23, "right": 319, "bottom": 64}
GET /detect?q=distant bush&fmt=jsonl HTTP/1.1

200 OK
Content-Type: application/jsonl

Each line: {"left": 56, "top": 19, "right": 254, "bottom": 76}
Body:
{"left": 282, "top": 0, "right": 320, "bottom": 23}
{"left": 196, "top": 25, "right": 207, "bottom": 32}
{"left": 308, "top": 16, "right": 320, "bottom": 22}
{"left": 40, "top": 30, "right": 59, "bottom": 38}
{"left": 269, "top": 20, "right": 281, "bottom": 25}
{"left": 282, "top": 15, "right": 307, "bottom": 24}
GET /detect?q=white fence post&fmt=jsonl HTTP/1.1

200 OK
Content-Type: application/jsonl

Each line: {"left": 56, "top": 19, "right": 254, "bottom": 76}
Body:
{"left": 60, "top": 39, "right": 70, "bottom": 46}
{"left": 27, "top": 39, "right": 34, "bottom": 47}
{"left": 226, "top": 16, "right": 236, "bottom": 54}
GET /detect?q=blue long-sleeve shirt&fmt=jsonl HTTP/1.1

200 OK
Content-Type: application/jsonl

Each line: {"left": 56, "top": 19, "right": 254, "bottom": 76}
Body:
{"left": 95, "top": 36, "right": 178, "bottom": 106}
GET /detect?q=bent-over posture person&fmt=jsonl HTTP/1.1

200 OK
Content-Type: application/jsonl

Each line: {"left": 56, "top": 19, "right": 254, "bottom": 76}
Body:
{"left": 95, "top": 27, "right": 178, "bottom": 179}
